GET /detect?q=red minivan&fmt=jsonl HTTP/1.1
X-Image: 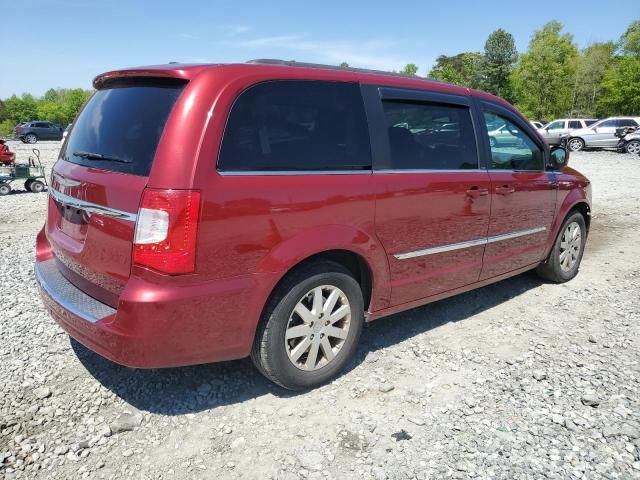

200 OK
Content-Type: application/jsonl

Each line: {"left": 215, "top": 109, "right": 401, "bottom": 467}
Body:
{"left": 35, "top": 60, "right": 591, "bottom": 389}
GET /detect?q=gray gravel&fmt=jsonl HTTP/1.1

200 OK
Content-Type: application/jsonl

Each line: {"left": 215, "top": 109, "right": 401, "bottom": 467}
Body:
{"left": 1, "top": 141, "right": 639, "bottom": 479}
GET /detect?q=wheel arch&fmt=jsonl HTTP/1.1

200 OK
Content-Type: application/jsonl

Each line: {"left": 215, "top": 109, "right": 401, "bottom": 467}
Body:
{"left": 254, "top": 225, "right": 392, "bottom": 316}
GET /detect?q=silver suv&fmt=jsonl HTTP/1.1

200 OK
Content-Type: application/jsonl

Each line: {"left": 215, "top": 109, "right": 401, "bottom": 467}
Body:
{"left": 538, "top": 118, "right": 598, "bottom": 145}
{"left": 567, "top": 117, "right": 640, "bottom": 151}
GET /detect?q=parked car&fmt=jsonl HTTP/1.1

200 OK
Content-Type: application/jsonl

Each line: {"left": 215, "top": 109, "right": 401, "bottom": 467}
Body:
{"left": 0, "top": 140, "right": 16, "bottom": 165}
{"left": 538, "top": 118, "right": 598, "bottom": 146}
{"left": 15, "top": 121, "right": 64, "bottom": 143}
{"left": 618, "top": 129, "right": 640, "bottom": 155}
{"left": 567, "top": 117, "right": 640, "bottom": 151}
{"left": 35, "top": 60, "right": 591, "bottom": 390}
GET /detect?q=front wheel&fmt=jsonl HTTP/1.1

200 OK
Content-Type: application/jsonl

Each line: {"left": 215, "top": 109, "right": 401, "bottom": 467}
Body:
{"left": 251, "top": 260, "right": 364, "bottom": 390}
{"left": 0, "top": 183, "right": 11, "bottom": 196}
{"left": 625, "top": 140, "right": 640, "bottom": 155}
{"left": 536, "top": 212, "right": 586, "bottom": 282}
{"left": 567, "top": 137, "right": 584, "bottom": 152}
{"left": 24, "top": 133, "right": 38, "bottom": 144}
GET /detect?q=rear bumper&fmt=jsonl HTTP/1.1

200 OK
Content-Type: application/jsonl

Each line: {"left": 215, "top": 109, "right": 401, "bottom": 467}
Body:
{"left": 35, "top": 255, "right": 277, "bottom": 368}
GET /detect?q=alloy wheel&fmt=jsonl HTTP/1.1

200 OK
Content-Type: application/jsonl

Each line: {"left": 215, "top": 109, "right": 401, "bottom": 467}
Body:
{"left": 559, "top": 221, "right": 582, "bottom": 272}
{"left": 285, "top": 285, "right": 351, "bottom": 371}
{"left": 626, "top": 141, "right": 640, "bottom": 155}
{"left": 25, "top": 134, "right": 37, "bottom": 144}
{"left": 568, "top": 138, "right": 584, "bottom": 152}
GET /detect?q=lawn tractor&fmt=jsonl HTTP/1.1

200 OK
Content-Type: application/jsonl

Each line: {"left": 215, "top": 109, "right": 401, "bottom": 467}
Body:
{"left": 0, "top": 147, "right": 48, "bottom": 196}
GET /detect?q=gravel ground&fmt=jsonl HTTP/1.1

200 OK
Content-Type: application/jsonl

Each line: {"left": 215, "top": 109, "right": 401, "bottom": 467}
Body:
{"left": 1, "top": 141, "right": 639, "bottom": 480}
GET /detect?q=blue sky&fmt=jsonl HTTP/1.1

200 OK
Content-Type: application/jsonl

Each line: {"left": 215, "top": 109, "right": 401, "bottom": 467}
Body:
{"left": 1, "top": 0, "right": 637, "bottom": 98}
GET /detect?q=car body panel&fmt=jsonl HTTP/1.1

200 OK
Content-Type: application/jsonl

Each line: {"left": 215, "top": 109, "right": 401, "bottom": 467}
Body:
{"left": 374, "top": 171, "right": 491, "bottom": 305}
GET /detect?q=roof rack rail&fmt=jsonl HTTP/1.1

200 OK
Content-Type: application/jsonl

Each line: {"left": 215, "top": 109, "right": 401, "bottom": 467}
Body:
{"left": 246, "top": 59, "right": 445, "bottom": 84}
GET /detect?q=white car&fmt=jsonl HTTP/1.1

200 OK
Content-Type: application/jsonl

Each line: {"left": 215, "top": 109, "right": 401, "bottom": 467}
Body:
{"left": 567, "top": 117, "right": 640, "bottom": 151}
{"left": 538, "top": 118, "right": 598, "bottom": 145}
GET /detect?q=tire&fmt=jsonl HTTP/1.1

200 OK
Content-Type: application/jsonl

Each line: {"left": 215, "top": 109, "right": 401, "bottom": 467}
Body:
{"left": 489, "top": 137, "right": 496, "bottom": 148}
{"left": 625, "top": 140, "right": 640, "bottom": 155}
{"left": 251, "top": 260, "right": 364, "bottom": 390}
{"left": 29, "top": 180, "right": 45, "bottom": 193}
{"left": 24, "top": 133, "right": 38, "bottom": 144}
{"left": 567, "top": 137, "right": 584, "bottom": 152}
{"left": 0, "top": 183, "right": 11, "bottom": 196}
{"left": 536, "top": 212, "right": 587, "bottom": 283}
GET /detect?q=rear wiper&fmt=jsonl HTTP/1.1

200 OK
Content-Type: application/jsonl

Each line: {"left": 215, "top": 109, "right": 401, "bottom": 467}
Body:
{"left": 73, "top": 151, "right": 131, "bottom": 164}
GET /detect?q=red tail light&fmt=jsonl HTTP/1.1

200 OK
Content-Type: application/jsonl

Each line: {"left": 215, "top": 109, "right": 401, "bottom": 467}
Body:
{"left": 133, "top": 189, "right": 201, "bottom": 275}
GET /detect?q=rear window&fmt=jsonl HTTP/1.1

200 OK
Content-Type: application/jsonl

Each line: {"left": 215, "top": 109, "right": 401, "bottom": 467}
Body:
{"left": 61, "top": 79, "right": 185, "bottom": 176}
{"left": 218, "top": 80, "right": 371, "bottom": 172}
{"left": 585, "top": 119, "right": 598, "bottom": 126}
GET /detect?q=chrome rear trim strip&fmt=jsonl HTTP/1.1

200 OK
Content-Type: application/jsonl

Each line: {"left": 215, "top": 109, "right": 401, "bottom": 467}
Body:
{"left": 49, "top": 188, "right": 137, "bottom": 222}
{"left": 393, "top": 226, "right": 547, "bottom": 260}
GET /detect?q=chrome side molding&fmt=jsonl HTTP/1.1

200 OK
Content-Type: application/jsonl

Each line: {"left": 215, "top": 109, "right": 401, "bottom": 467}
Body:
{"left": 394, "top": 226, "right": 547, "bottom": 260}
{"left": 49, "top": 188, "right": 137, "bottom": 222}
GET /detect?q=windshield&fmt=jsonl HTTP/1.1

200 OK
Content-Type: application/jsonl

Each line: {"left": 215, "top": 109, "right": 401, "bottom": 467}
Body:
{"left": 61, "top": 79, "right": 185, "bottom": 176}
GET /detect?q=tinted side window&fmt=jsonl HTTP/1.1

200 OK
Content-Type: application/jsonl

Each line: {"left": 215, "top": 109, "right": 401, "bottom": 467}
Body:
{"left": 218, "top": 81, "right": 371, "bottom": 171}
{"left": 568, "top": 120, "right": 582, "bottom": 129}
{"left": 483, "top": 112, "right": 543, "bottom": 171}
{"left": 620, "top": 119, "right": 639, "bottom": 127}
{"left": 381, "top": 100, "right": 478, "bottom": 170}
{"left": 585, "top": 120, "right": 598, "bottom": 126}
{"left": 598, "top": 120, "right": 616, "bottom": 128}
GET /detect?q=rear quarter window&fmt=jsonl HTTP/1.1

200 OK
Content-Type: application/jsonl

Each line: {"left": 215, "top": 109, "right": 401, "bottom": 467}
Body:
{"left": 218, "top": 80, "right": 372, "bottom": 172}
{"left": 61, "top": 79, "right": 185, "bottom": 176}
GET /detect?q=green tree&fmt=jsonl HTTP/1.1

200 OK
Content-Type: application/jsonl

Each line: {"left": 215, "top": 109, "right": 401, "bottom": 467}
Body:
{"left": 399, "top": 63, "right": 419, "bottom": 76}
{"left": 510, "top": 21, "right": 578, "bottom": 119}
{"left": 572, "top": 42, "right": 616, "bottom": 116}
{"left": 429, "top": 52, "right": 484, "bottom": 88}
{"left": 0, "top": 100, "right": 7, "bottom": 123}
{"left": 620, "top": 19, "right": 640, "bottom": 58}
{"left": 338, "top": 62, "right": 349, "bottom": 68}
{"left": 482, "top": 28, "right": 518, "bottom": 99}
{"left": 598, "top": 56, "right": 640, "bottom": 116}
{"left": 3, "top": 94, "right": 39, "bottom": 125}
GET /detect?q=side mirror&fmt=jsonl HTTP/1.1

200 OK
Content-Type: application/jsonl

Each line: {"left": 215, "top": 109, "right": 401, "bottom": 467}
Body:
{"left": 549, "top": 146, "right": 569, "bottom": 170}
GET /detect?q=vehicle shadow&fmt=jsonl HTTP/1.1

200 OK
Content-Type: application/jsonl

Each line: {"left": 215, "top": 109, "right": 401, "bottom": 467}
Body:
{"left": 72, "top": 270, "right": 543, "bottom": 415}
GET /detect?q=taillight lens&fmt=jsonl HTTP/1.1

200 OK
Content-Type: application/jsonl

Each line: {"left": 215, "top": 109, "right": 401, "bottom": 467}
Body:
{"left": 133, "top": 189, "right": 201, "bottom": 275}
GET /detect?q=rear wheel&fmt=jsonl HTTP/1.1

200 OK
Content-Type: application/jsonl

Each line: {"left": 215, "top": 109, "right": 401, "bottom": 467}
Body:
{"left": 536, "top": 212, "right": 586, "bottom": 282}
{"left": 567, "top": 137, "right": 584, "bottom": 152}
{"left": 24, "top": 133, "right": 38, "bottom": 144}
{"left": 625, "top": 140, "right": 640, "bottom": 155}
{"left": 29, "top": 180, "right": 45, "bottom": 193}
{"left": 0, "top": 183, "right": 11, "bottom": 196}
{"left": 251, "top": 260, "right": 364, "bottom": 390}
